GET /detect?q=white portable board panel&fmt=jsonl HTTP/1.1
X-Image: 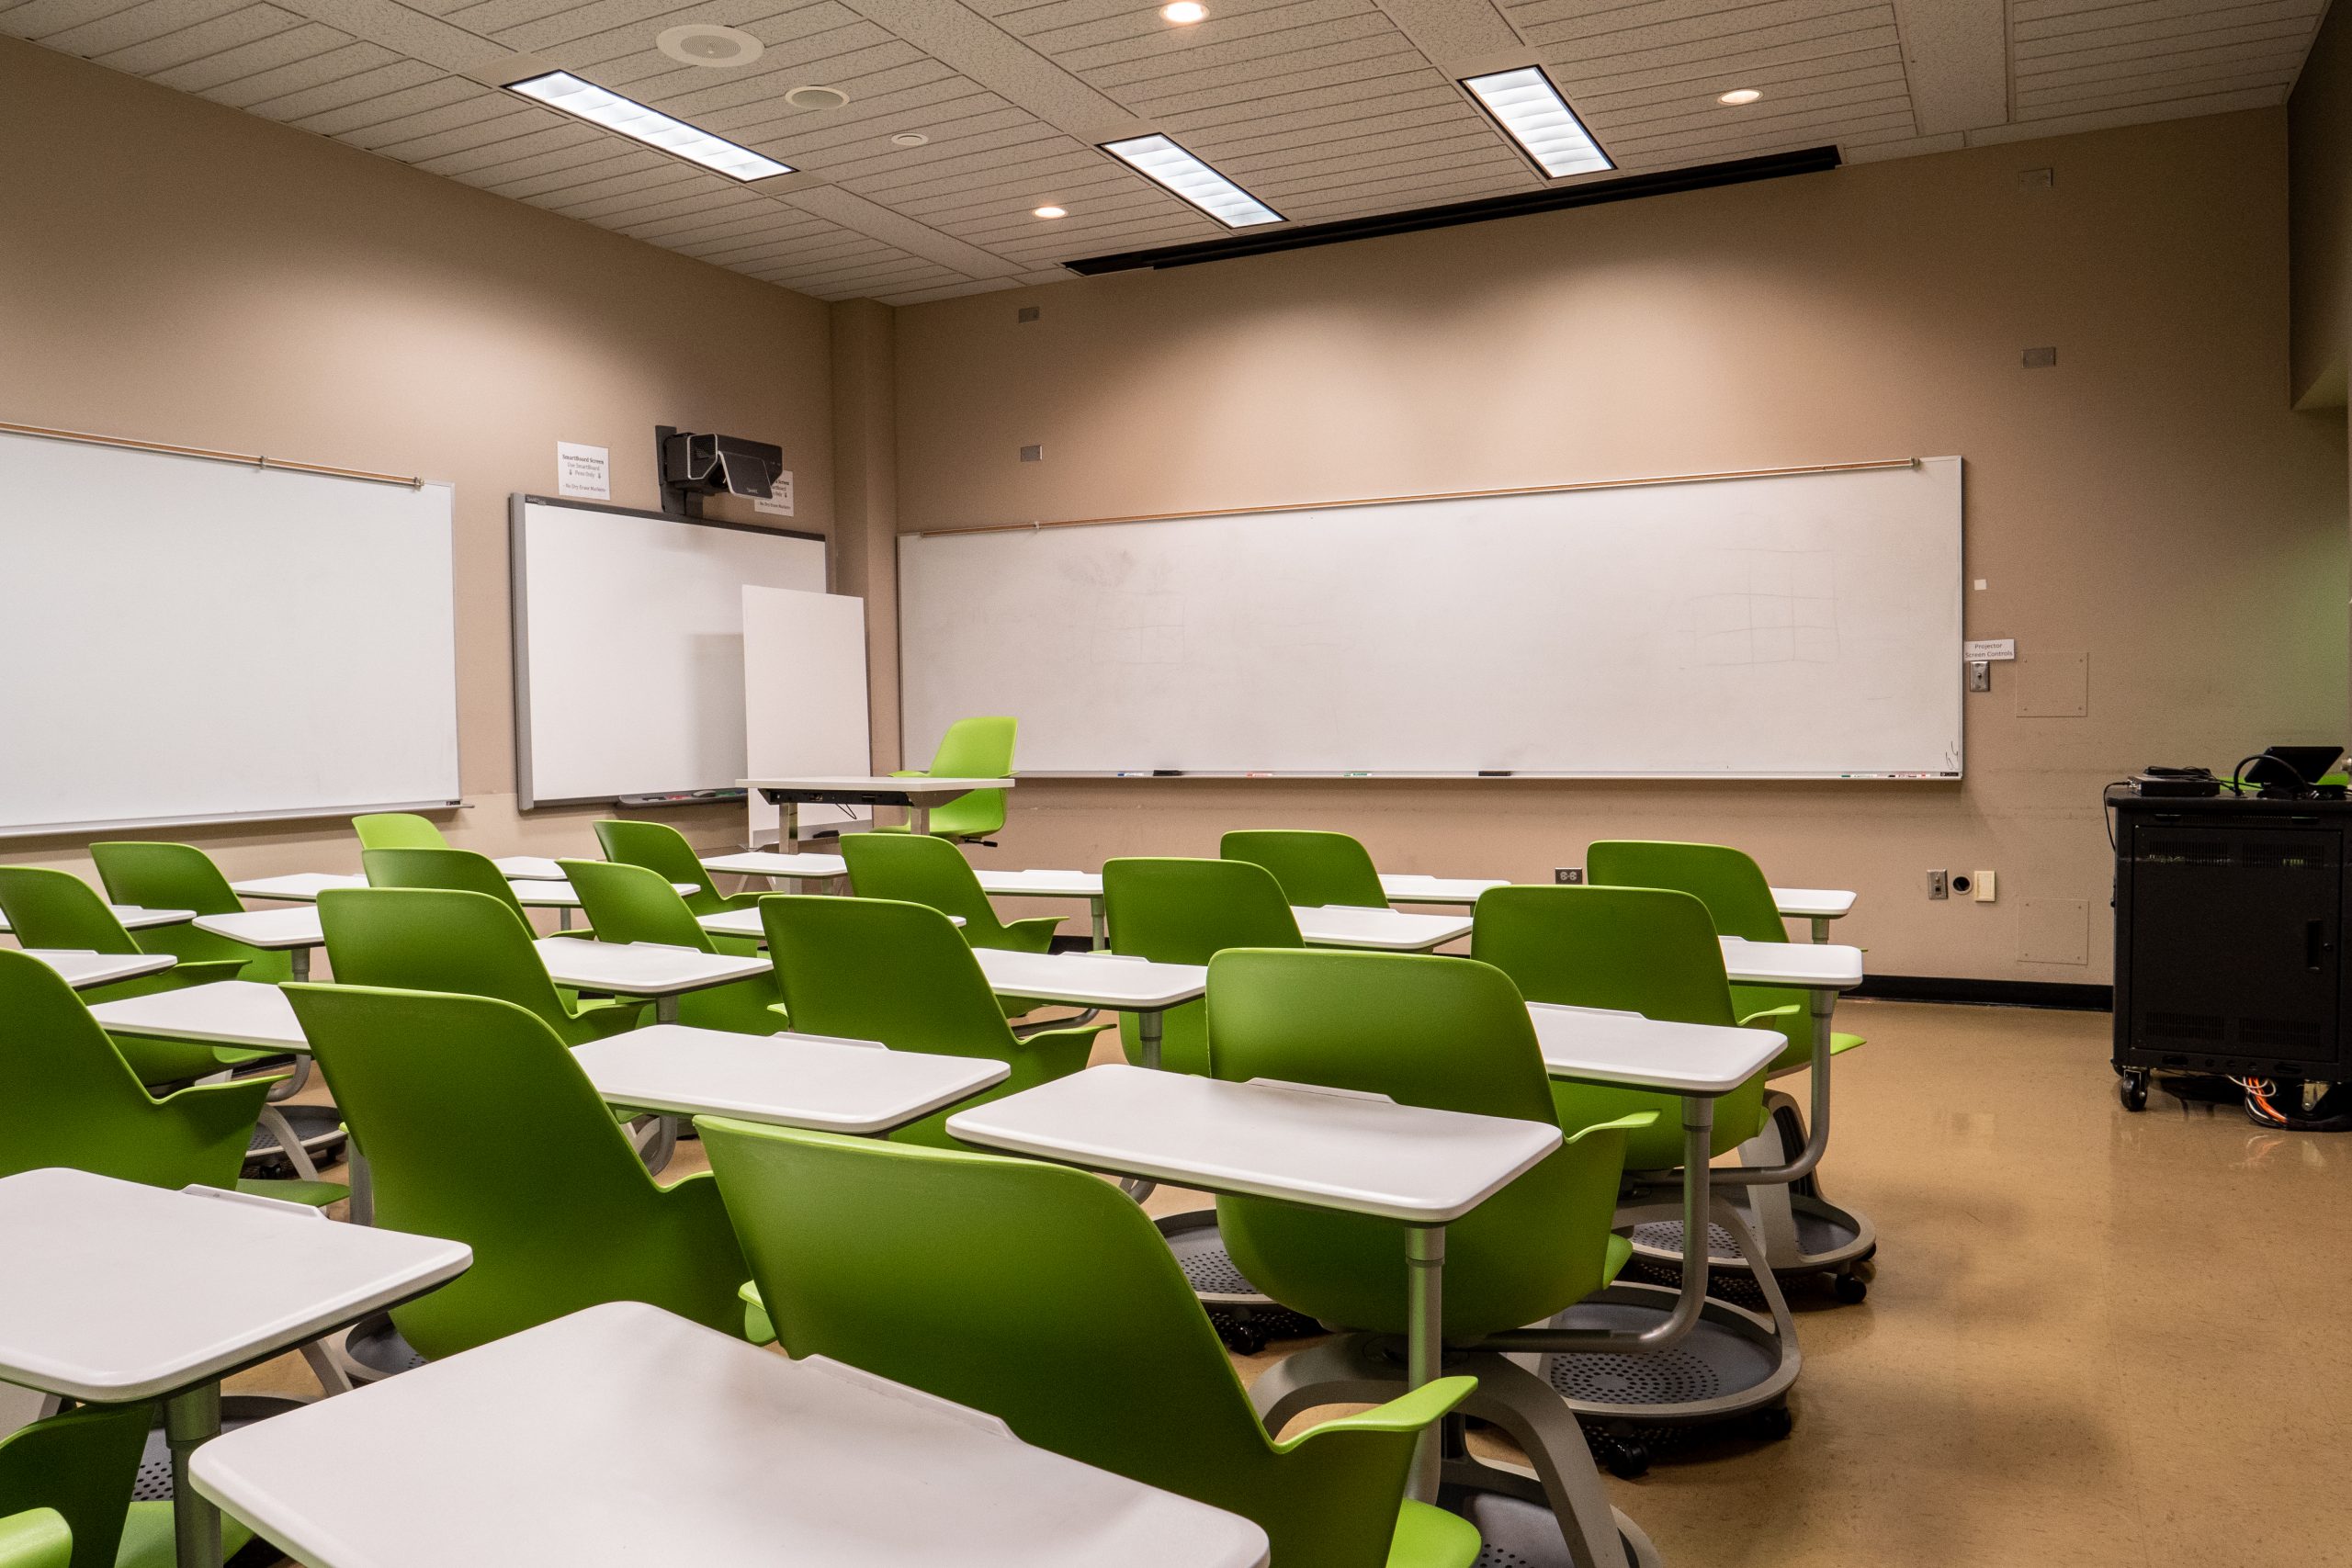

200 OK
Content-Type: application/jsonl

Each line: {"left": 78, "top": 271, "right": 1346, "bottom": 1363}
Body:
{"left": 512, "top": 497, "right": 825, "bottom": 807}
{"left": 0, "top": 429, "right": 458, "bottom": 837}
{"left": 900, "top": 458, "right": 1963, "bottom": 778}
{"left": 742, "top": 585, "right": 873, "bottom": 844}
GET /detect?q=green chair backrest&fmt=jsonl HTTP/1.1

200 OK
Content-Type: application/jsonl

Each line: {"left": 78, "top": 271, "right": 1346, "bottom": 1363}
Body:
{"left": 0, "top": 868, "right": 139, "bottom": 955}
{"left": 558, "top": 858, "right": 714, "bottom": 952}
{"left": 699, "top": 1120, "right": 1436, "bottom": 1568}
{"left": 1102, "top": 857, "right": 1301, "bottom": 1074}
{"left": 0, "top": 1404, "right": 154, "bottom": 1568}
{"left": 758, "top": 895, "right": 1097, "bottom": 1142}
{"left": 913, "top": 715, "right": 1016, "bottom": 839}
{"left": 88, "top": 842, "right": 288, "bottom": 982}
{"left": 1220, "top": 830, "right": 1387, "bottom": 909}
{"left": 1205, "top": 947, "right": 1631, "bottom": 1342}
{"left": 0, "top": 951, "right": 270, "bottom": 1190}
{"left": 283, "top": 984, "right": 750, "bottom": 1359}
{"left": 351, "top": 812, "right": 447, "bottom": 851}
{"left": 86, "top": 842, "right": 237, "bottom": 914}
{"left": 318, "top": 886, "right": 599, "bottom": 1043}
{"left": 1586, "top": 840, "right": 1785, "bottom": 942}
{"left": 840, "top": 832, "right": 1012, "bottom": 945}
{"left": 361, "top": 846, "right": 528, "bottom": 922}
{"left": 1471, "top": 885, "right": 1770, "bottom": 1165}
{"left": 1586, "top": 840, "right": 1804, "bottom": 1063}
{"left": 592, "top": 819, "right": 738, "bottom": 916}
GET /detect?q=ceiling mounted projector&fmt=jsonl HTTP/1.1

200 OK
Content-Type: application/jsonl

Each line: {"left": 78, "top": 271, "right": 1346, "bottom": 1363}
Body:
{"left": 656, "top": 424, "right": 783, "bottom": 517}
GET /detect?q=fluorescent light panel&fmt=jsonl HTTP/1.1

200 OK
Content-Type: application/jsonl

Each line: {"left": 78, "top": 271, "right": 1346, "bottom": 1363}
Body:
{"left": 1101, "top": 135, "right": 1281, "bottom": 229}
{"left": 505, "top": 72, "right": 791, "bottom": 182}
{"left": 1461, "top": 67, "right": 1611, "bottom": 179}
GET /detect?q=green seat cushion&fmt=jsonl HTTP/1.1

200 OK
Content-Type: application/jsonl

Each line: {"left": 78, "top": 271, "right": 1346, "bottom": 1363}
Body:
{"left": 117, "top": 1501, "right": 254, "bottom": 1568}
{"left": 1601, "top": 1232, "right": 1633, "bottom": 1285}
{"left": 1388, "top": 1500, "right": 1482, "bottom": 1568}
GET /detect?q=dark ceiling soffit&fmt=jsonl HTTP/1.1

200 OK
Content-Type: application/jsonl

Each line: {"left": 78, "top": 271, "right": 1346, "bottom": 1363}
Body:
{"left": 1062, "top": 145, "right": 1843, "bottom": 276}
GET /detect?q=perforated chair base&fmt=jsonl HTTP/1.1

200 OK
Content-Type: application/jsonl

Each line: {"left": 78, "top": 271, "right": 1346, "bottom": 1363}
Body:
{"left": 1624, "top": 1092, "right": 1877, "bottom": 1292}
{"left": 1625, "top": 1195, "right": 1873, "bottom": 1286}
{"left": 342, "top": 1311, "right": 428, "bottom": 1382}
{"left": 1446, "top": 1486, "right": 1656, "bottom": 1568}
{"left": 242, "top": 1103, "right": 347, "bottom": 1175}
{"left": 1537, "top": 1289, "right": 1796, "bottom": 1426}
{"left": 1153, "top": 1210, "right": 1320, "bottom": 1351}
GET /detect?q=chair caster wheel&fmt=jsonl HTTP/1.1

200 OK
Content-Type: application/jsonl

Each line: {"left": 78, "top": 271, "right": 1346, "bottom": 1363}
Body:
{"left": 1583, "top": 1429, "right": 1649, "bottom": 1480}
{"left": 1832, "top": 1270, "right": 1869, "bottom": 1303}
{"left": 1746, "top": 1405, "right": 1794, "bottom": 1442}
{"left": 1221, "top": 1325, "right": 1265, "bottom": 1355}
{"left": 2120, "top": 1070, "right": 2150, "bottom": 1112}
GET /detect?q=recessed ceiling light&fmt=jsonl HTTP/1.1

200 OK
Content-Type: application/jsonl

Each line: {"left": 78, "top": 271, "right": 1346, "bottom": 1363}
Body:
{"left": 656, "top": 23, "right": 762, "bottom": 68}
{"left": 1100, "top": 134, "right": 1281, "bottom": 228}
{"left": 1033, "top": 205, "right": 1068, "bottom": 219}
{"left": 891, "top": 132, "right": 930, "bottom": 147}
{"left": 1161, "top": 2, "right": 1207, "bottom": 21}
{"left": 1717, "top": 87, "right": 1762, "bottom": 106}
{"left": 785, "top": 85, "right": 850, "bottom": 110}
{"left": 1460, "top": 66, "right": 1611, "bottom": 179}
{"left": 503, "top": 72, "right": 792, "bottom": 181}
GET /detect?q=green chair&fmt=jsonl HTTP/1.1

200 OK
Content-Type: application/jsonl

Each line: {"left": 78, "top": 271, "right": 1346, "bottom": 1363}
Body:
{"left": 699, "top": 1118, "right": 1479, "bottom": 1568}
{"left": 870, "top": 715, "right": 1016, "bottom": 842}
{"left": 1471, "top": 885, "right": 1770, "bottom": 1171}
{"left": 1221, "top": 829, "right": 1387, "bottom": 908}
{"left": 0, "top": 868, "right": 260, "bottom": 1088}
{"left": 1101, "top": 857, "right": 1300, "bottom": 1076}
{"left": 841, "top": 832, "right": 1060, "bottom": 953}
{"left": 351, "top": 812, "right": 447, "bottom": 851}
{"left": 1585, "top": 840, "right": 1864, "bottom": 1074}
{"left": 1586, "top": 840, "right": 1874, "bottom": 1303}
{"left": 593, "top": 819, "right": 754, "bottom": 919}
{"left": 317, "top": 887, "right": 641, "bottom": 1046}
{"left": 558, "top": 859, "right": 786, "bottom": 1035}
{"left": 1206, "top": 947, "right": 1659, "bottom": 1568}
{"left": 283, "top": 984, "right": 752, "bottom": 1359}
{"left": 758, "top": 895, "right": 1102, "bottom": 1147}
{"left": 360, "top": 846, "right": 532, "bottom": 924}
{"left": 87, "top": 842, "right": 288, "bottom": 983}
{"left": 0, "top": 1403, "right": 177, "bottom": 1568}
{"left": 0, "top": 951, "right": 340, "bottom": 1207}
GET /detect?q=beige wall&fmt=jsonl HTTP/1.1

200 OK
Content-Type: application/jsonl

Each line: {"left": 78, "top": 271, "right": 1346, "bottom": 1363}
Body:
{"left": 895, "top": 108, "right": 2349, "bottom": 986}
{"left": 2290, "top": 0, "right": 2352, "bottom": 411}
{"left": 0, "top": 38, "right": 832, "bottom": 886}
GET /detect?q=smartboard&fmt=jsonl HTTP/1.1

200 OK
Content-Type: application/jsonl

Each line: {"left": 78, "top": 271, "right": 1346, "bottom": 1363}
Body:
{"left": 512, "top": 496, "right": 825, "bottom": 807}
{"left": 0, "top": 428, "right": 458, "bottom": 837}
{"left": 900, "top": 458, "right": 1963, "bottom": 778}
{"left": 742, "top": 585, "right": 872, "bottom": 844}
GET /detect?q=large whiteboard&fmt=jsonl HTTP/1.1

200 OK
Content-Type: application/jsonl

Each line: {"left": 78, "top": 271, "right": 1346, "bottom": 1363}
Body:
{"left": 0, "top": 429, "right": 458, "bottom": 837}
{"left": 512, "top": 497, "right": 825, "bottom": 806}
{"left": 901, "top": 458, "right": 1963, "bottom": 778}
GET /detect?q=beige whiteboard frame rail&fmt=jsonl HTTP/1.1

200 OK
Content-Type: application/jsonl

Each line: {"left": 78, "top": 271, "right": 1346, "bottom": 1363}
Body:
{"left": 912, "top": 457, "right": 1919, "bottom": 537}
{"left": 0, "top": 420, "right": 424, "bottom": 489}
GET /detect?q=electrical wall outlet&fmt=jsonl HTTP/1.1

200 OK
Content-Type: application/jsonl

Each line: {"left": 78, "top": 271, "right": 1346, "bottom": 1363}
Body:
{"left": 1928, "top": 869, "right": 1949, "bottom": 900}
{"left": 1973, "top": 869, "right": 1997, "bottom": 903}
{"left": 1555, "top": 867, "right": 1583, "bottom": 885}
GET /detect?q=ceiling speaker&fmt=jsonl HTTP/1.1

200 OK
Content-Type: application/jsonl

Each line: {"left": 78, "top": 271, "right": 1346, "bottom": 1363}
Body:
{"left": 656, "top": 23, "right": 763, "bottom": 67}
